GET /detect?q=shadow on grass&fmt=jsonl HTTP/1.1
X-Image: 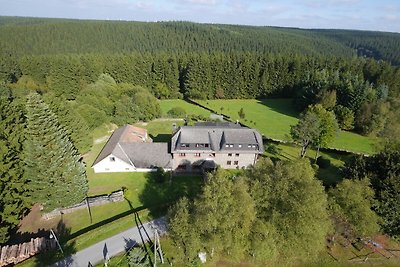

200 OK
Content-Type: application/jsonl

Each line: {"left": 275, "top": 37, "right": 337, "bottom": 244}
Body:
{"left": 35, "top": 220, "right": 76, "bottom": 267}
{"left": 257, "top": 99, "right": 299, "bottom": 118}
{"left": 139, "top": 172, "right": 202, "bottom": 218}
{"left": 67, "top": 205, "right": 147, "bottom": 242}
{"left": 150, "top": 133, "right": 172, "bottom": 143}
{"left": 30, "top": 172, "right": 202, "bottom": 264}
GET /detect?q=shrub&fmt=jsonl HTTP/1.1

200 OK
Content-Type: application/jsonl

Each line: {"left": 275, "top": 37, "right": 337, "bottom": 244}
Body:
{"left": 167, "top": 106, "right": 186, "bottom": 118}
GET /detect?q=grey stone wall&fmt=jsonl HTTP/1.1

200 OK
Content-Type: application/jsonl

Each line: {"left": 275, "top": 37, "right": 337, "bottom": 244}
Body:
{"left": 42, "top": 190, "right": 124, "bottom": 220}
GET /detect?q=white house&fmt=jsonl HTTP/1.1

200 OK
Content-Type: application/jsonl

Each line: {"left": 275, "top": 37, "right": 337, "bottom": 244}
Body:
{"left": 92, "top": 125, "right": 171, "bottom": 173}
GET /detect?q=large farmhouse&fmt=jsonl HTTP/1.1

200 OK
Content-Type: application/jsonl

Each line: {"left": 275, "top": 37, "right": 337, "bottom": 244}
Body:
{"left": 171, "top": 122, "right": 264, "bottom": 171}
{"left": 92, "top": 122, "right": 263, "bottom": 173}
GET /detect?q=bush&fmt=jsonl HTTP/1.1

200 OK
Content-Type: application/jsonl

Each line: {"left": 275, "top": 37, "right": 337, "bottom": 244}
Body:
{"left": 167, "top": 106, "right": 186, "bottom": 118}
{"left": 316, "top": 156, "right": 331, "bottom": 169}
{"left": 155, "top": 167, "right": 167, "bottom": 183}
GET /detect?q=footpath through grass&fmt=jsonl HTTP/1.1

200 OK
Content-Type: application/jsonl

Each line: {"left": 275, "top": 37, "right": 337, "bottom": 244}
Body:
{"left": 196, "top": 99, "right": 376, "bottom": 154}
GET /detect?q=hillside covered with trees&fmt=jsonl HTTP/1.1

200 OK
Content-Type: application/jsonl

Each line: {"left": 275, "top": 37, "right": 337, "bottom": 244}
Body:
{"left": 1, "top": 17, "right": 400, "bottom": 264}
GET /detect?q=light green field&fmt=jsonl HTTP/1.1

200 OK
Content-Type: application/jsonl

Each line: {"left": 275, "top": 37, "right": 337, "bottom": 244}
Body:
{"left": 160, "top": 99, "right": 212, "bottom": 117}
{"left": 198, "top": 99, "right": 298, "bottom": 140}
{"left": 197, "top": 99, "right": 376, "bottom": 155}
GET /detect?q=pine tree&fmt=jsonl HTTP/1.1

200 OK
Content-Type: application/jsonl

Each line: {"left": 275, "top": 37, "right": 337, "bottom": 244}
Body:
{"left": 44, "top": 93, "right": 92, "bottom": 154}
{"left": 24, "top": 92, "right": 88, "bottom": 212}
{"left": 0, "top": 94, "right": 29, "bottom": 243}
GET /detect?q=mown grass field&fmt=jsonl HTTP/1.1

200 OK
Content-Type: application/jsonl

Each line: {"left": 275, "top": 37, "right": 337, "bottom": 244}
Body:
{"left": 160, "top": 99, "right": 212, "bottom": 117}
{"left": 196, "top": 99, "right": 376, "bottom": 155}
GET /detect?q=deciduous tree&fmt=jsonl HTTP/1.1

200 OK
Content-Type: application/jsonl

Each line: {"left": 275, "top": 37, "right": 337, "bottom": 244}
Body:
{"left": 247, "top": 159, "right": 331, "bottom": 260}
{"left": 329, "top": 178, "right": 379, "bottom": 237}
{"left": 290, "top": 108, "right": 321, "bottom": 158}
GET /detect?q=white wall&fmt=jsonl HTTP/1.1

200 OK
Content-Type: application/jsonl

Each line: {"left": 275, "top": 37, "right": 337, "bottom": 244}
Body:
{"left": 93, "top": 154, "right": 172, "bottom": 173}
{"left": 93, "top": 155, "right": 136, "bottom": 173}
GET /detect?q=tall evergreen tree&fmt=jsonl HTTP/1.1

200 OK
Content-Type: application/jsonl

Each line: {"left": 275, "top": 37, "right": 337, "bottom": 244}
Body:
{"left": 0, "top": 94, "right": 29, "bottom": 243}
{"left": 24, "top": 92, "right": 88, "bottom": 212}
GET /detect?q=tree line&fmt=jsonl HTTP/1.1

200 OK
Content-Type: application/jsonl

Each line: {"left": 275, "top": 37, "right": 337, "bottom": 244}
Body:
{"left": 2, "top": 52, "right": 399, "bottom": 138}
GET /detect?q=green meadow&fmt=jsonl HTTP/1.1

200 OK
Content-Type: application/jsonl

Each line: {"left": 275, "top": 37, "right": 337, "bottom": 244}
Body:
{"left": 159, "top": 99, "right": 212, "bottom": 117}
{"left": 196, "top": 99, "right": 376, "bottom": 155}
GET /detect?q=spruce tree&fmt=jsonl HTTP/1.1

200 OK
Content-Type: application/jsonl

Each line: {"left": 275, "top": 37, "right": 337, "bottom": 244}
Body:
{"left": 24, "top": 92, "right": 88, "bottom": 212}
{"left": 0, "top": 94, "right": 29, "bottom": 243}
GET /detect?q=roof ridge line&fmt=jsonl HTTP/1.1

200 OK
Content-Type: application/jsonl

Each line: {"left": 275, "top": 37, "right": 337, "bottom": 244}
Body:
{"left": 117, "top": 142, "right": 136, "bottom": 168}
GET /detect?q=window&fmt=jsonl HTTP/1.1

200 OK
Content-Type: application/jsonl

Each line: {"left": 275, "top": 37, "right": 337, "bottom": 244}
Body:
{"left": 181, "top": 143, "right": 189, "bottom": 148}
{"left": 177, "top": 164, "right": 187, "bottom": 170}
{"left": 234, "top": 161, "right": 239, "bottom": 165}
{"left": 205, "top": 144, "right": 209, "bottom": 148}
{"left": 248, "top": 144, "right": 251, "bottom": 148}
{"left": 194, "top": 153, "right": 201, "bottom": 157}
{"left": 235, "top": 153, "right": 239, "bottom": 157}
{"left": 227, "top": 161, "right": 232, "bottom": 165}
{"left": 179, "top": 153, "right": 186, "bottom": 157}
{"left": 228, "top": 153, "right": 232, "bottom": 157}
{"left": 225, "top": 144, "right": 229, "bottom": 148}
{"left": 105, "top": 168, "right": 110, "bottom": 171}
{"left": 252, "top": 145, "right": 256, "bottom": 148}
{"left": 125, "top": 168, "right": 129, "bottom": 170}
{"left": 230, "top": 144, "right": 234, "bottom": 148}
{"left": 110, "top": 157, "right": 115, "bottom": 162}
{"left": 238, "top": 144, "right": 242, "bottom": 148}
{"left": 209, "top": 153, "right": 216, "bottom": 157}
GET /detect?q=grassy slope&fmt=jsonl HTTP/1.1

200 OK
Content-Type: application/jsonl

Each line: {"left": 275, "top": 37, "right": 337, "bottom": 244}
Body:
{"left": 197, "top": 99, "right": 376, "bottom": 154}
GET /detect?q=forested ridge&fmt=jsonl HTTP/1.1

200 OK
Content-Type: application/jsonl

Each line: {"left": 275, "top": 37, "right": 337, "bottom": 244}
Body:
{"left": 0, "top": 16, "right": 353, "bottom": 57}
{"left": 0, "top": 16, "right": 399, "bottom": 64}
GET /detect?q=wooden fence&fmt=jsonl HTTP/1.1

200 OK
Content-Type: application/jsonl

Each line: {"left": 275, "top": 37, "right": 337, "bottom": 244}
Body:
{"left": 0, "top": 237, "right": 56, "bottom": 266}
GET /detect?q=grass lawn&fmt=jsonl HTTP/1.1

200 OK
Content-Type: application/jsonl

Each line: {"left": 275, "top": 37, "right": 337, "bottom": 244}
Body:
{"left": 134, "top": 119, "right": 184, "bottom": 142}
{"left": 160, "top": 99, "right": 212, "bottom": 117}
{"left": 196, "top": 99, "right": 376, "bottom": 155}
{"left": 198, "top": 99, "right": 298, "bottom": 141}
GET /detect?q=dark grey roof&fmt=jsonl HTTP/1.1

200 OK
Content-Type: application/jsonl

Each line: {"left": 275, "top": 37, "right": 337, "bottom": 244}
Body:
{"left": 194, "top": 122, "right": 241, "bottom": 128}
{"left": 116, "top": 143, "right": 171, "bottom": 169}
{"left": 171, "top": 124, "right": 264, "bottom": 153}
{"left": 223, "top": 129, "right": 258, "bottom": 144}
{"left": 93, "top": 125, "right": 171, "bottom": 169}
{"left": 92, "top": 126, "right": 128, "bottom": 166}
